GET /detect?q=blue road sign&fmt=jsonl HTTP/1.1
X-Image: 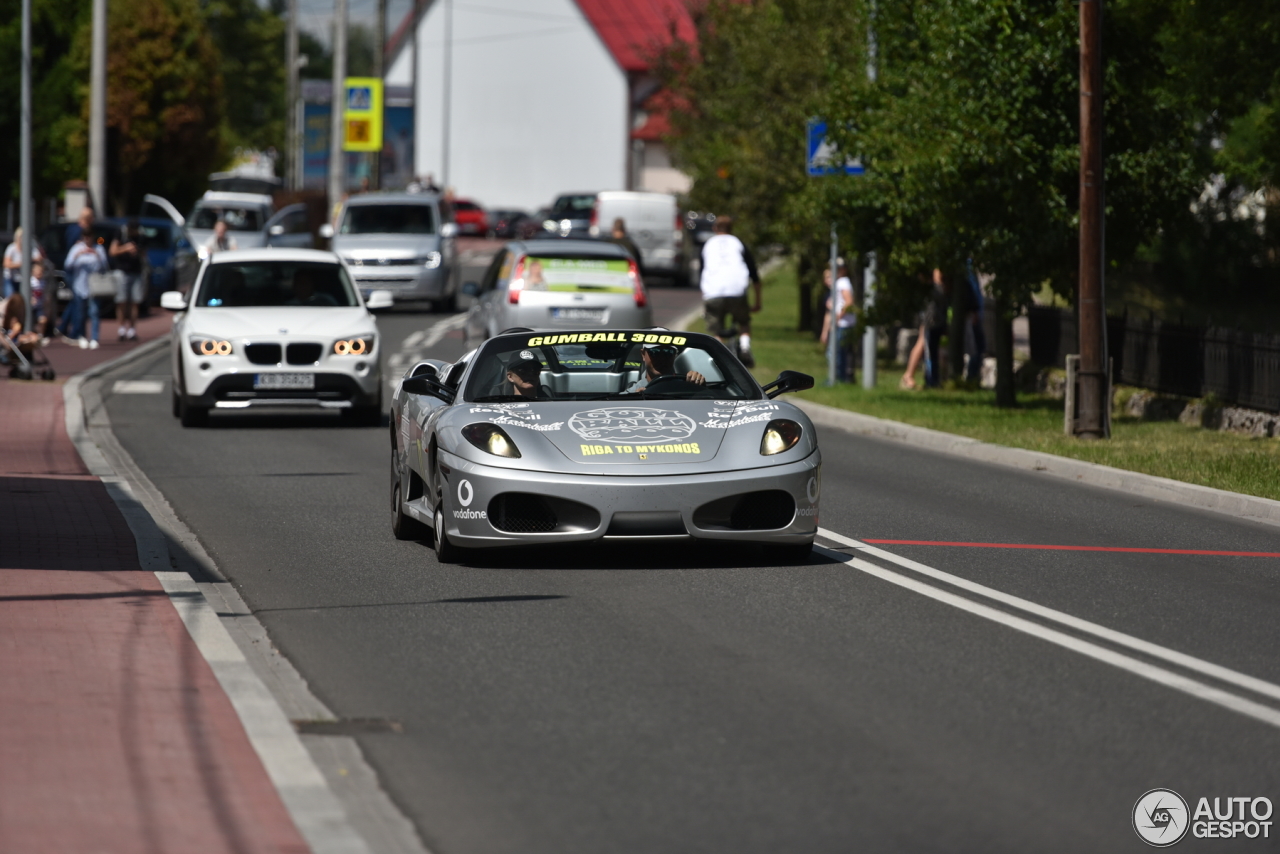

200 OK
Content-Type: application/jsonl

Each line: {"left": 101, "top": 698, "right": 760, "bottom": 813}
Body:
{"left": 807, "top": 119, "right": 864, "bottom": 177}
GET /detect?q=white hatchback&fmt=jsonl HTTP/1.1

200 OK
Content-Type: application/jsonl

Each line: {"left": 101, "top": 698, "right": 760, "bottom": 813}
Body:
{"left": 162, "top": 248, "right": 392, "bottom": 426}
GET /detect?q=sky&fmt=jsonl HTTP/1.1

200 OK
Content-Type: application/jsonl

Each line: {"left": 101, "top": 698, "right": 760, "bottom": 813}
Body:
{"left": 297, "top": 0, "right": 414, "bottom": 46}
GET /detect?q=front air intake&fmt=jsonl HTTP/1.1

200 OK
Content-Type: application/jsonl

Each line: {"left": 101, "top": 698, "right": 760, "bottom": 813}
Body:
{"left": 488, "top": 493, "right": 558, "bottom": 533}
{"left": 693, "top": 490, "right": 796, "bottom": 531}
{"left": 287, "top": 343, "right": 323, "bottom": 364}
{"left": 245, "top": 343, "right": 282, "bottom": 365}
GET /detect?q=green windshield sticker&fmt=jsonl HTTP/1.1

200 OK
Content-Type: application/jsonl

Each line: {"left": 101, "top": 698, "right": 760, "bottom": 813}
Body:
{"left": 524, "top": 257, "right": 632, "bottom": 294}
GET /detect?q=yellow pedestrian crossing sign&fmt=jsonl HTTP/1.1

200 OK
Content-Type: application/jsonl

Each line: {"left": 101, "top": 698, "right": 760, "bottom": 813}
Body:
{"left": 342, "top": 77, "right": 382, "bottom": 152}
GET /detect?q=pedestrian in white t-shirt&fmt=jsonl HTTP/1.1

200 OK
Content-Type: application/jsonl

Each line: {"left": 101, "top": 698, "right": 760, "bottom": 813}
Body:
{"left": 699, "top": 217, "right": 761, "bottom": 367}
{"left": 819, "top": 263, "right": 857, "bottom": 382}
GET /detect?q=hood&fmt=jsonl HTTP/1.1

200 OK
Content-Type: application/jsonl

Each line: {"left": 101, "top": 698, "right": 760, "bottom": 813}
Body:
{"left": 442, "top": 399, "right": 803, "bottom": 474}
{"left": 331, "top": 235, "right": 440, "bottom": 258}
{"left": 185, "top": 306, "right": 374, "bottom": 339}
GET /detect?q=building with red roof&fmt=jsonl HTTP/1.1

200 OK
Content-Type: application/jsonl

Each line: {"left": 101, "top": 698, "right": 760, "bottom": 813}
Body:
{"left": 385, "top": 0, "right": 693, "bottom": 210}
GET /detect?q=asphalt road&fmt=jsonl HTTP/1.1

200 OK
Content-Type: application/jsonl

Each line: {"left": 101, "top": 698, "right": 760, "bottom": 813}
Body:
{"left": 99, "top": 267, "right": 1280, "bottom": 853}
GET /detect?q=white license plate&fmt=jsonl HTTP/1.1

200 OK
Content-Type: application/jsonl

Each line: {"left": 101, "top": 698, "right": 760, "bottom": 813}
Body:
{"left": 551, "top": 308, "right": 606, "bottom": 322}
{"left": 253, "top": 373, "right": 314, "bottom": 390}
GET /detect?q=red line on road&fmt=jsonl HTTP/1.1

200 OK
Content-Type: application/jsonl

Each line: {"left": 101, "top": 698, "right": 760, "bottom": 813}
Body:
{"left": 862, "top": 539, "right": 1280, "bottom": 558}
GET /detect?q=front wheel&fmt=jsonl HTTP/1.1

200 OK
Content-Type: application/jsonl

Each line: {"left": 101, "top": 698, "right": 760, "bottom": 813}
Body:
{"left": 178, "top": 394, "right": 208, "bottom": 427}
{"left": 433, "top": 502, "right": 465, "bottom": 564}
{"left": 391, "top": 481, "right": 429, "bottom": 540}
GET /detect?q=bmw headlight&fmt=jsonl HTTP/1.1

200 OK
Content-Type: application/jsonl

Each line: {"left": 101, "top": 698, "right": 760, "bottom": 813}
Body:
{"left": 190, "top": 336, "right": 233, "bottom": 356}
{"left": 760, "top": 419, "right": 803, "bottom": 455}
{"left": 462, "top": 423, "right": 521, "bottom": 458}
{"left": 417, "top": 251, "right": 442, "bottom": 269}
{"left": 332, "top": 335, "right": 375, "bottom": 356}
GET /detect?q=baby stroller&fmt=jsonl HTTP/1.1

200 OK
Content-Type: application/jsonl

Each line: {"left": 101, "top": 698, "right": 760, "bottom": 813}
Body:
{"left": 1, "top": 331, "right": 56, "bottom": 381}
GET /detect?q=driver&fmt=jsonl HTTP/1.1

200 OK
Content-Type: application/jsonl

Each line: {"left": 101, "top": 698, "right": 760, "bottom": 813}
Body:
{"left": 504, "top": 351, "right": 546, "bottom": 398}
{"left": 625, "top": 341, "right": 706, "bottom": 393}
{"left": 289, "top": 268, "right": 337, "bottom": 306}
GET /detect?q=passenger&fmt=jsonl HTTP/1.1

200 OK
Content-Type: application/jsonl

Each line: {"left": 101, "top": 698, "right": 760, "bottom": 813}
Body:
{"left": 204, "top": 219, "right": 238, "bottom": 256}
{"left": 626, "top": 341, "right": 705, "bottom": 393}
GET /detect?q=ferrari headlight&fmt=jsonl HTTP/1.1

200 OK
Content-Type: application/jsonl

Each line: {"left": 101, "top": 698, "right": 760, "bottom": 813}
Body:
{"left": 760, "top": 419, "right": 802, "bottom": 455}
{"left": 417, "top": 251, "right": 442, "bottom": 269}
{"left": 462, "top": 423, "right": 521, "bottom": 458}
{"left": 190, "top": 336, "right": 233, "bottom": 356}
{"left": 333, "top": 335, "right": 375, "bottom": 356}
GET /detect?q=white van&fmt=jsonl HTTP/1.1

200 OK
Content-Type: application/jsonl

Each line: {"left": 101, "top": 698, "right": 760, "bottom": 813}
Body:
{"left": 589, "top": 191, "right": 683, "bottom": 282}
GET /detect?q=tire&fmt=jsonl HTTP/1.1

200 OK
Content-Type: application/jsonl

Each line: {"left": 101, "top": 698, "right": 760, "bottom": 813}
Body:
{"left": 178, "top": 394, "right": 208, "bottom": 427}
{"left": 391, "top": 481, "right": 429, "bottom": 540}
{"left": 433, "top": 502, "right": 464, "bottom": 564}
{"left": 342, "top": 405, "right": 382, "bottom": 427}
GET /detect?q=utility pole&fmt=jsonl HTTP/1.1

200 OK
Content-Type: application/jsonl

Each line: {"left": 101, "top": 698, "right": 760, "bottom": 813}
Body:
{"left": 328, "top": 0, "right": 349, "bottom": 221}
{"left": 20, "top": 0, "right": 33, "bottom": 334}
{"left": 372, "top": 0, "right": 386, "bottom": 189}
{"left": 286, "top": 0, "right": 299, "bottom": 190}
{"left": 826, "top": 224, "right": 838, "bottom": 387}
{"left": 411, "top": 0, "right": 419, "bottom": 181}
{"left": 861, "top": 1, "right": 879, "bottom": 391}
{"left": 88, "top": 0, "right": 107, "bottom": 213}
{"left": 1076, "top": 0, "right": 1108, "bottom": 438}
{"left": 441, "top": 0, "right": 452, "bottom": 188}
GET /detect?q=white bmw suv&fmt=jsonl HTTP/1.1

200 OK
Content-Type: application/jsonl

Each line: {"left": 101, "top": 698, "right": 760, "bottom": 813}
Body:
{"left": 162, "top": 248, "right": 391, "bottom": 427}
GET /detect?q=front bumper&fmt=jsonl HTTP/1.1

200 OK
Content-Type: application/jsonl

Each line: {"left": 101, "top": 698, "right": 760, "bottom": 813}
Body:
{"left": 424, "top": 450, "right": 822, "bottom": 549}
{"left": 179, "top": 342, "right": 381, "bottom": 409}
{"left": 349, "top": 265, "right": 449, "bottom": 301}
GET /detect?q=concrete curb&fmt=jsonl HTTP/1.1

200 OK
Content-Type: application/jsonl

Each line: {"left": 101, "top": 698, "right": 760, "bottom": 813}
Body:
{"left": 63, "top": 336, "right": 378, "bottom": 854}
{"left": 793, "top": 398, "right": 1280, "bottom": 529}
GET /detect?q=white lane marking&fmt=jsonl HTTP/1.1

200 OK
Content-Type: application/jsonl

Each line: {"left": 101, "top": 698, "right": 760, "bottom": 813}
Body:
{"left": 422, "top": 312, "right": 467, "bottom": 349}
{"left": 819, "top": 527, "right": 1280, "bottom": 705}
{"left": 112, "top": 379, "right": 165, "bottom": 394}
{"left": 385, "top": 313, "right": 470, "bottom": 391}
{"left": 815, "top": 546, "right": 1280, "bottom": 730}
{"left": 817, "top": 535, "right": 1280, "bottom": 729}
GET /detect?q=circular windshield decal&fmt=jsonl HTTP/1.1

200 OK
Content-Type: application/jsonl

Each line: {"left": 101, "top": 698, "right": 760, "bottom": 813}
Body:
{"left": 568, "top": 407, "right": 697, "bottom": 443}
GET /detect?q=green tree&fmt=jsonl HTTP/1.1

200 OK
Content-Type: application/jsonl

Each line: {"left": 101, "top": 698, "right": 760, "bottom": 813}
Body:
{"left": 202, "top": 0, "right": 286, "bottom": 157}
{"left": 79, "top": 0, "right": 225, "bottom": 213}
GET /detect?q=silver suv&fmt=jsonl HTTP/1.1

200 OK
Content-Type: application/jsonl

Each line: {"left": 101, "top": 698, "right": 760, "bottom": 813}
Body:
{"left": 325, "top": 193, "right": 458, "bottom": 310}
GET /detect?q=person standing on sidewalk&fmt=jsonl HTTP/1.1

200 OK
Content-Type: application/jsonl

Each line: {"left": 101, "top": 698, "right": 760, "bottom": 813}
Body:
{"left": 109, "top": 219, "right": 145, "bottom": 341}
{"left": 59, "top": 209, "right": 107, "bottom": 349}
{"left": 819, "top": 262, "right": 858, "bottom": 382}
{"left": 3, "top": 227, "right": 45, "bottom": 299}
{"left": 203, "top": 219, "right": 238, "bottom": 256}
{"left": 699, "top": 217, "right": 761, "bottom": 367}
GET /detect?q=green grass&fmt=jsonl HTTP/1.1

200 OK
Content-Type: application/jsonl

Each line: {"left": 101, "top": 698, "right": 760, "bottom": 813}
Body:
{"left": 708, "top": 262, "right": 1280, "bottom": 502}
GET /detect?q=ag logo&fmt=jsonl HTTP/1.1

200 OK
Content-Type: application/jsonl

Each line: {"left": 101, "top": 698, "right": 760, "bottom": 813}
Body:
{"left": 457, "top": 479, "right": 474, "bottom": 507}
{"left": 568, "top": 407, "right": 697, "bottom": 444}
{"left": 1133, "top": 789, "right": 1189, "bottom": 847}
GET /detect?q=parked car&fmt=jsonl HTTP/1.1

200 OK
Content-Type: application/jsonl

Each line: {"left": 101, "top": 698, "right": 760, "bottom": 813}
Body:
{"left": 589, "top": 191, "right": 683, "bottom": 282}
{"left": 186, "top": 191, "right": 276, "bottom": 253}
{"left": 321, "top": 192, "right": 459, "bottom": 310}
{"left": 451, "top": 198, "right": 487, "bottom": 236}
{"left": 161, "top": 248, "right": 392, "bottom": 426}
{"left": 541, "top": 193, "right": 597, "bottom": 238}
{"left": 461, "top": 238, "right": 652, "bottom": 343}
{"left": 522, "top": 207, "right": 552, "bottom": 239}
{"left": 264, "top": 203, "right": 315, "bottom": 249}
{"left": 487, "top": 209, "right": 530, "bottom": 240}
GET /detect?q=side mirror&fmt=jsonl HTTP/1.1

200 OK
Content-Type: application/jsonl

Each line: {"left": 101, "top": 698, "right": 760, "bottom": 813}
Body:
{"left": 440, "top": 223, "right": 458, "bottom": 238}
{"left": 160, "top": 291, "right": 187, "bottom": 311}
{"left": 269, "top": 224, "right": 285, "bottom": 236}
{"left": 763, "top": 370, "right": 814, "bottom": 399}
{"left": 401, "top": 374, "right": 454, "bottom": 402}
{"left": 318, "top": 223, "right": 335, "bottom": 239}
{"left": 365, "top": 289, "right": 394, "bottom": 310}
{"left": 461, "top": 280, "right": 480, "bottom": 297}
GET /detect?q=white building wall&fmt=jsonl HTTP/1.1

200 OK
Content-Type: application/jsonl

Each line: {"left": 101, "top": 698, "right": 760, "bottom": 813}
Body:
{"left": 387, "top": 0, "right": 630, "bottom": 212}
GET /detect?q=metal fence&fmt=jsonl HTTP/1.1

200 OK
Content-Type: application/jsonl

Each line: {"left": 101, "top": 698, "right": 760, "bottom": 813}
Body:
{"left": 1028, "top": 306, "right": 1280, "bottom": 413}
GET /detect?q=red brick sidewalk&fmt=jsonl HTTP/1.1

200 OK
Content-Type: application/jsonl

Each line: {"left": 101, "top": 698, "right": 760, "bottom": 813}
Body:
{"left": 0, "top": 321, "right": 310, "bottom": 852}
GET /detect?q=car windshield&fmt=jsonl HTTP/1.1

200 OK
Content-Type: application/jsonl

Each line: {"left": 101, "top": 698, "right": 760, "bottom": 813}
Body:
{"left": 463, "top": 331, "right": 760, "bottom": 402}
{"left": 341, "top": 204, "right": 436, "bottom": 235}
{"left": 550, "top": 195, "right": 595, "bottom": 217}
{"left": 189, "top": 206, "right": 264, "bottom": 231}
{"left": 194, "top": 261, "right": 359, "bottom": 308}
